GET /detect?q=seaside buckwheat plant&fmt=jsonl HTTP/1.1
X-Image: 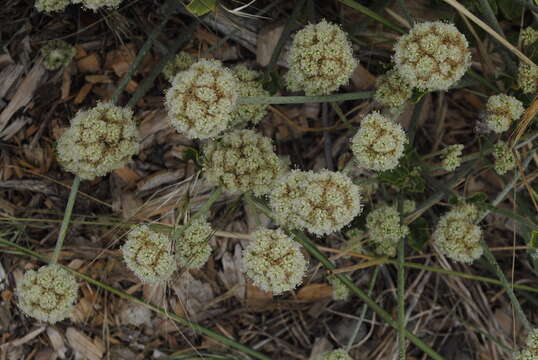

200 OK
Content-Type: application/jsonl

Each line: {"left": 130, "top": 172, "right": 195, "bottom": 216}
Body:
{"left": 485, "top": 94, "right": 524, "bottom": 133}
{"left": 493, "top": 141, "right": 516, "bottom": 175}
{"left": 393, "top": 21, "right": 471, "bottom": 91}
{"left": 176, "top": 219, "right": 214, "bottom": 269}
{"left": 18, "top": 265, "right": 78, "bottom": 324}
{"left": 35, "top": 0, "right": 70, "bottom": 12}
{"left": 286, "top": 19, "right": 357, "bottom": 95}
{"left": 520, "top": 27, "right": 538, "bottom": 46}
{"left": 163, "top": 51, "right": 196, "bottom": 81}
{"left": 441, "top": 144, "right": 464, "bottom": 172}
{"left": 242, "top": 229, "right": 307, "bottom": 295}
{"left": 56, "top": 103, "right": 139, "bottom": 180}
{"left": 41, "top": 40, "right": 76, "bottom": 70}
{"left": 351, "top": 111, "right": 408, "bottom": 171}
{"left": 231, "top": 65, "right": 269, "bottom": 127}
{"left": 203, "top": 129, "right": 285, "bottom": 196}
{"left": 517, "top": 63, "right": 538, "bottom": 94}
{"left": 319, "top": 349, "right": 353, "bottom": 360}
{"left": 374, "top": 68, "right": 413, "bottom": 109}
{"left": 270, "top": 170, "right": 362, "bottom": 235}
{"left": 366, "top": 204, "right": 409, "bottom": 257}
{"left": 514, "top": 328, "right": 538, "bottom": 360}
{"left": 71, "top": 0, "right": 123, "bottom": 11}
{"left": 165, "top": 59, "right": 237, "bottom": 139}
{"left": 122, "top": 225, "right": 176, "bottom": 283}
{"left": 328, "top": 275, "right": 350, "bottom": 301}
{"left": 433, "top": 203, "right": 483, "bottom": 263}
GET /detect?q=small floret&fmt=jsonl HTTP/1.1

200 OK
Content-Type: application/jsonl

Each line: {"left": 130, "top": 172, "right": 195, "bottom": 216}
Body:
{"left": 163, "top": 52, "right": 196, "bottom": 81}
{"left": 41, "top": 40, "right": 76, "bottom": 70}
{"left": 493, "top": 141, "right": 516, "bottom": 175}
{"left": 485, "top": 94, "right": 524, "bottom": 133}
{"left": 328, "top": 275, "right": 350, "bottom": 301}
{"left": 231, "top": 65, "right": 269, "bottom": 127}
{"left": 72, "top": 0, "right": 123, "bottom": 11}
{"left": 520, "top": 27, "right": 538, "bottom": 47}
{"left": 35, "top": 0, "right": 70, "bottom": 12}
{"left": 366, "top": 204, "right": 408, "bottom": 257}
{"left": 517, "top": 63, "right": 538, "bottom": 94}
{"left": 513, "top": 328, "right": 538, "bottom": 360}
{"left": 374, "top": 69, "right": 413, "bottom": 109}
{"left": 441, "top": 144, "right": 464, "bottom": 172}
{"left": 319, "top": 349, "right": 353, "bottom": 360}
{"left": 176, "top": 219, "right": 214, "bottom": 269}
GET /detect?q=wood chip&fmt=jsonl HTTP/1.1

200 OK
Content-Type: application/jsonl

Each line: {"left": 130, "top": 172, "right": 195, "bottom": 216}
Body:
{"left": 297, "top": 283, "right": 333, "bottom": 301}
{"left": 66, "top": 327, "right": 104, "bottom": 360}
{"left": 74, "top": 83, "right": 93, "bottom": 104}
{"left": 0, "top": 64, "right": 24, "bottom": 99}
{"left": 257, "top": 22, "right": 285, "bottom": 67}
{"left": 47, "top": 327, "right": 67, "bottom": 359}
{"left": 76, "top": 53, "right": 101, "bottom": 73}
{"left": 85, "top": 75, "right": 112, "bottom": 84}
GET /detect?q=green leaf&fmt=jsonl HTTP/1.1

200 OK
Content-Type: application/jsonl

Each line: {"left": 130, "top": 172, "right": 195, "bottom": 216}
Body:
{"left": 408, "top": 217, "right": 429, "bottom": 252}
{"left": 186, "top": 0, "right": 218, "bottom": 16}
{"left": 467, "top": 192, "right": 489, "bottom": 206}
{"left": 530, "top": 231, "right": 538, "bottom": 249}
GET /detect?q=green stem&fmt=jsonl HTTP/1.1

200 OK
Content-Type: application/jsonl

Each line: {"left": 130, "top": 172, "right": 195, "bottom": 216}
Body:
{"left": 51, "top": 176, "right": 80, "bottom": 264}
{"left": 335, "top": 0, "right": 405, "bottom": 33}
{"left": 236, "top": 91, "right": 374, "bottom": 105}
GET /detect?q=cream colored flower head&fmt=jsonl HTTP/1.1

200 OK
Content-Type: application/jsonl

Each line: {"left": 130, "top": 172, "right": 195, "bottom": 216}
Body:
{"left": 493, "top": 141, "right": 516, "bottom": 175}
{"left": 319, "top": 349, "right": 353, "bottom": 360}
{"left": 366, "top": 204, "right": 409, "bottom": 257}
{"left": 176, "top": 219, "right": 214, "bottom": 269}
{"left": 41, "top": 40, "right": 76, "bottom": 71}
{"left": 520, "top": 27, "right": 538, "bottom": 47}
{"left": 203, "top": 129, "right": 285, "bottom": 196}
{"left": 433, "top": 203, "right": 483, "bottom": 263}
{"left": 231, "top": 64, "right": 269, "bottom": 127}
{"left": 442, "top": 144, "right": 464, "bottom": 172}
{"left": 71, "top": 0, "right": 123, "bottom": 11}
{"left": 517, "top": 63, "right": 538, "bottom": 94}
{"left": 286, "top": 19, "right": 358, "bottom": 95}
{"left": 514, "top": 328, "right": 538, "bottom": 360}
{"left": 374, "top": 68, "right": 413, "bottom": 109}
{"left": 56, "top": 103, "right": 139, "bottom": 180}
{"left": 393, "top": 21, "right": 471, "bottom": 91}
{"left": 242, "top": 228, "right": 307, "bottom": 295}
{"left": 163, "top": 52, "right": 196, "bottom": 81}
{"left": 269, "top": 170, "right": 362, "bottom": 235}
{"left": 485, "top": 94, "right": 524, "bottom": 133}
{"left": 351, "top": 111, "right": 408, "bottom": 171}
{"left": 328, "top": 275, "right": 350, "bottom": 301}
{"left": 18, "top": 264, "right": 78, "bottom": 324}
{"left": 35, "top": 0, "right": 70, "bottom": 12}
{"left": 165, "top": 59, "right": 238, "bottom": 139}
{"left": 122, "top": 225, "right": 176, "bottom": 282}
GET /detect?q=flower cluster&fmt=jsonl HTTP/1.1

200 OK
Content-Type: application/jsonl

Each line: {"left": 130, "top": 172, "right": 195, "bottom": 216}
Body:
{"left": 517, "top": 63, "right": 538, "bottom": 94}
{"left": 351, "top": 111, "right": 408, "bottom": 171}
{"left": 270, "top": 170, "right": 362, "bottom": 235}
{"left": 286, "top": 19, "right": 357, "bottom": 95}
{"left": 242, "top": 229, "right": 307, "bottom": 295}
{"left": 35, "top": 0, "right": 70, "bottom": 12}
{"left": 122, "top": 225, "right": 177, "bottom": 283}
{"left": 366, "top": 204, "right": 408, "bottom": 257}
{"left": 328, "top": 275, "right": 350, "bottom": 301}
{"left": 203, "top": 129, "right": 285, "bottom": 196}
{"left": 56, "top": 103, "right": 139, "bottom": 180}
{"left": 18, "top": 265, "right": 78, "bottom": 324}
{"left": 231, "top": 65, "right": 269, "bottom": 127}
{"left": 163, "top": 52, "right": 196, "bottom": 81}
{"left": 165, "top": 59, "right": 238, "bottom": 139}
{"left": 520, "top": 27, "right": 538, "bottom": 47}
{"left": 319, "top": 349, "right": 353, "bottom": 360}
{"left": 71, "top": 0, "right": 123, "bottom": 11}
{"left": 433, "top": 203, "right": 483, "bottom": 263}
{"left": 514, "top": 328, "right": 538, "bottom": 360}
{"left": 493, "top": 141, "right": 516, "bottom": 175}
{"left": 441, "top": 144, "right": 464, "bottom": 172}
{"left": 393, "top": 21, "right": 471, "bottom": 91}
{"left": 485, "top": 94, "right": 524, "bottom": 133}
{"left": 41, "top": 40, "right": 76, "bottom": 70}
{"left": 374, "top": 68, "right": 413, "bottom": 109}
{"left": 176, "top": 219, "right": 214, "bottom": 269}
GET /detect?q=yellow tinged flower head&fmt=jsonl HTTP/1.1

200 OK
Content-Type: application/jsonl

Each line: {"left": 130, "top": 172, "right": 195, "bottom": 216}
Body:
{"left": 351, "top": 111, "right": 408, "bottom": 171}
{"left": 366, "top": 204, "right": 409, "bottom": 257}
{"left": 203, "top": 129, "right": 285, "bottom": 196}
{"left": 485, "top": 94, "right": 524, "bottom": 133}
{"left": 514, "top": 328, "right": 538, "bottom": 360}
{"left": 41, "top": 40, "right": 76, "bottom": 71}
{"left": 320, "top": 349, "right": 353, "bottom": 360}
{"left": 163, "top": 52, "right": 196, "bottom": 81}
{"left": 517, "top": 63, "right": 538, "bottom": 94}
{"left": 269, "top": 170, "right": 362, "bottom": 235}
{"left": 286, "top": 19, "right": 358, "bottom": 95}
{"left": 433, "top": 203, "right": 483, "bottom": 263}
{"left": 231, "top": 65, "right": 269, "bottom": 127}
{"left": 72, "top": 0, "right": 123, "bottom": 11}
{"left": 56, "top": 103, "right": 139, "bottom": 180}
{"left": 441, "top": 144, "right": 464, "bottom": 172}
{"left": 122, "top": 225, "right": 176, "bottom": 283}
{"left": 165, "top": 59, "right": 238, "bottom": 139}
{"left": 393, "top": 21, "right": 471, "bottom": 91}
{"left": 176, "top": 219, "right": 214, "bottom": 269}
{"left": 520, "top": 27, "right": 538, "bottom": 47}
{"left": 374, "top": 69, "right": 413, "bottom": 109}
{"left": 18, "top": 265, "right": 78, "bottom": 324}
{"left": 242, "top": 228, "right": 307, "bottom": 295}
{"left": 493, "top": 141, "right": 516, "bottom": 175}
{"left": 35, "top": 0, "right": 70, "bottom": 12}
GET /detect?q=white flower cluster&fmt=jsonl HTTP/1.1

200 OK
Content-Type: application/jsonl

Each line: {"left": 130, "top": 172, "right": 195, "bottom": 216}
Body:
{"left": 493, "top": 141, "right": 516, "bottom": 175}
{"left": 520, "top": 27, "right": 538, "bottom": 47}
{"left": 36, "top": 0, "right": 123, "bottom": 12}
{"left": 374, "top": 68, "right": 413, "bottom": 109}
{"left": 286, "top": 19, "right": 358, "bottom": 95}
{"left": 328, "top": 275, "right": 350, "bottom": 301}
{"left": 231, "top": 65, "right": 269, "bottom": 127}
{"left": 176, "top": 219, "right": 214, "bottom": 269}
{"left": 351, "top": 111, "right": 408, "bottom": 171}
{"left": 319, "top": 349, "right": 353, "bottom": 360}
{"left": 517, "top": 63, "right": 538, "bottom": 94}
{"left": 41, "top": 40, "right": 76, "bottom": 70}
{"left": 366, "top": 204, "right": 409, "bottom": 257}
{"left": 71, "top": 0, "right": 123, "bottom": 11}
{"left": 514, "top": 328, "right": 538, "bottom": 360}
{"left": 163, "top": 52, "right": 196, "bottom": 81}
{"left": 270, "top": 170, "right": 362, "bottom": 235}
{"left": 485, "top": 94, "right": 524, "bottom": 133}
{"left": 441, "top": 144, "right": 464, "bottom": 172}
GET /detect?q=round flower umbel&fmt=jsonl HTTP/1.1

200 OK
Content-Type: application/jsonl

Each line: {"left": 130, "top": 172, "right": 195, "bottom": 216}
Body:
{"left": 269, "top": 170, "right": 362, "bottom": 235}
{"left": 41, "top": 40, "right": 76, "bottom": 71}
{"left": 35, "top": 0, "right": 70, "bottom": 12}
{"left": 231, "top": 65, "right": 269, "bottom": 127}
{"left": 441, "top": 144, "right": 464, "bottom": 172}
{"left": 319, "top": 349, "right": 353, "bottom": 360}
{"left": 374, "top": 69, "right": 413, "bottom": 109}
{"left": 433, "top": 203, "right": 483, "bottom": 264}
{"left": 203, "top": 129, "right": 285, "bottom": 196}
{"left": 56, "top": 103, "right": 139, "bottom": 180}
{"left": 366, "top": 204, "right": 409, "bottom": 257}
{"left": 242, "top": 229, "right": 307, "bottom": 295}
{"left": 493, "top": 141, "right": 516, "bottom": 175}
{"left": 165, "top": 59, "right": 238, "bottom": 139}
{"left": 485, "top": 94, "right": 524, "bottom": 133}
{"left": 514, "top": 328, "right": 538, "bottom": 360}
{"left": 122, "top": 226, "right": 177, "bottom": 283}
{"left": 351, "top": 111, "right": 408, "bottom": 171}
{"left": 517, "top": 63, "right": 538, "bottom": 94}
{"left": 520, "top": 27, "right": 538, "bottom": 47}
{"left": 163, "top": 52, "right": 196, "bottom": 81}
{"left": 71, "top": 0, "right": 123, "bottom": 11}
{"left": 18, "top": 265, "right": 78, "bottom": 324}
{"left": 393, "top": 21, "right": 471, "bottom": 91}
{"left": 286, "top": 19, "right": 358, "bottom": 95}
{"left": 176, "top": 219, "right": 214, "bottom": 269}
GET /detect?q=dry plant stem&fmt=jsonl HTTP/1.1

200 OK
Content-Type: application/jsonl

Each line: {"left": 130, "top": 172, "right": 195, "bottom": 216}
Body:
{"left": 51, "top": 176, "right": 80, "bottom": 264}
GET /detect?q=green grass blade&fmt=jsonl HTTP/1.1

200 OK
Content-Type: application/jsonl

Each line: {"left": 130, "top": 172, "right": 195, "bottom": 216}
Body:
{"left": 334, "top": 0, "right": 405, "bottom": 33}
{"left": 51, "top": 176, "right": 81, "bottom": 264}
{"left": 237, "top": 91, "right": 373, "bottom": 104}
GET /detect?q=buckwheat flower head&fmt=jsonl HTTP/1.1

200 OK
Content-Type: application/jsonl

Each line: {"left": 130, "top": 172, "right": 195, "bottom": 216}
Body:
{"left": 328, "top": 275, "right": 350, "bottom": 301}
{"left": 270, "top": 170, "right": 362, "bottom": 235}
{"left": 441, "top": 144, "right": 464, "bottom": 172}
{"left": 35, "top": 0, "right": 70, "bottom": 12}
{"left": 122, "top": 225, "right": 176, "bottom": 282}
{"left": 18, "top": 265, "right": 78, "bottom": 324}
{"left": 230, "top": 65, "right": 269, "bottom": 127}
{"left": 176, "top": 219, "right": 214, "bottom": 269}
{"left": 374, "top": 69, "right": 413, "bottom": 109}
{"left": 366, "top": 204, "right": 408, "bottom": 257}
{"left": 242, "top": 229, "right": 307, "bottom": 295}
{"left": 351, "top": 111, "right": 408, "bottom": 171}
{"left": 393, "top": 21, "right": 471, "bottom": 91}
{"left": 493, "top": 141, "right": 516, "bottom": 175}
{"left": 485, "top": 94, "right": 524, "bottom": 133}
{"left": 520, "top": 27, "right": 538, "bottom": 47}
{"left": 319, "top": 349, "right": 353, "bottom": 360}
{"left": 403, "top": 199, "right": 416, "bottom": 214}
{"left": 203, "top": 129, "right": 285, "bottom": 196}
{"left": 514, "top": 328, "right": 538, "bottom": 360}
{"left": 517, "top": 63, "right": 538, "bottom": 94}
{"left": 72, "top": 0, "right": 123, "bottom": 11}
{"left": 41, "top": 40, "right": 76, "bottom": 70}
{"left": 165, "top": 59, "right": 238, "bottom": 139}
{"left": 433, "top": 203, "right": 483, "bottom": 263}
{"left": 56, "top": 103, "right": 139, "bottom": 180}
{"left": 163, "top": 52, "right": 196, "bottom": 81}
{"left": 286, "top": 19, "right": 358, "bottom": 95}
